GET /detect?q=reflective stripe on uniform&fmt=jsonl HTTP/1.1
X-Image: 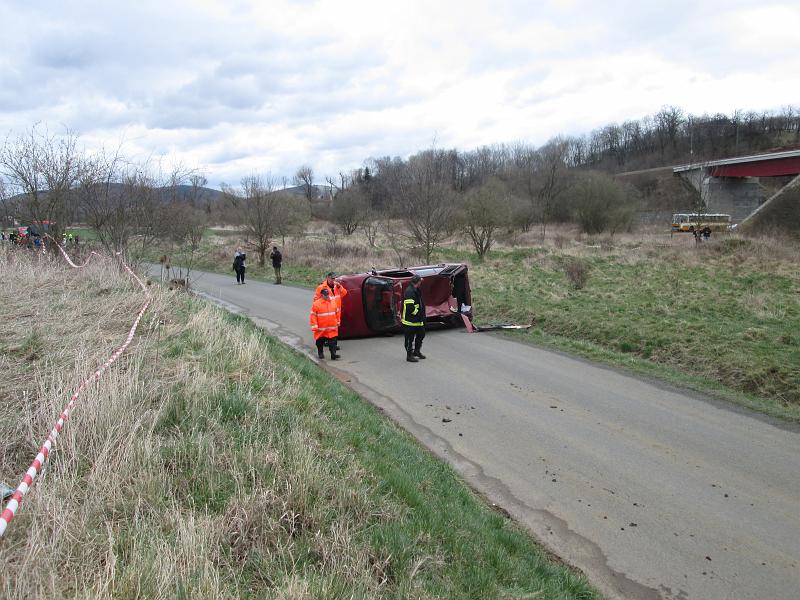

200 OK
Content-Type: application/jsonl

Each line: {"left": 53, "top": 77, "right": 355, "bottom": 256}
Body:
{"left": 401, "top": 298, "right": 423, "bottom": 326}
{"left": 312, "top": 311, "right": 337, "bottom": 317}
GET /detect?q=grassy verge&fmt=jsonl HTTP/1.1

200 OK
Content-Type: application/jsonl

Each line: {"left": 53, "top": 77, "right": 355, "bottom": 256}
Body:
{"left": 456, "top": 237, "right": 800, "bottom": 421}
{"left": 0, "top": 249, "right": 597, "bottom": 599}
{"left": 152, "top": 226, "right": 800, "bottom": 422}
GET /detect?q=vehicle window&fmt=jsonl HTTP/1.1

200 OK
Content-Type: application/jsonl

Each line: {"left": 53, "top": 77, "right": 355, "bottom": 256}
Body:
{"left": 363, "top": 277, "right": 396, "bottom": 331}
{"left": 378, "top": 269, "right": 414, "bottom": 278}
{"left": 413, "top": 268, "right": 442, "bottom": 277}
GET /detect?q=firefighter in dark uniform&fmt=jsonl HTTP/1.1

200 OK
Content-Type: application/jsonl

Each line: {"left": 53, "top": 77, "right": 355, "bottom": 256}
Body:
{"left": 402, "top": 274, "right": 426, "bottom": 362}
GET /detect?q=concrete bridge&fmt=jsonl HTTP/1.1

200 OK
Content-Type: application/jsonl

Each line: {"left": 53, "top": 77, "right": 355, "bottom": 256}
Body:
{"left": 673, "top": 149, "right": 800, "bottom": 222}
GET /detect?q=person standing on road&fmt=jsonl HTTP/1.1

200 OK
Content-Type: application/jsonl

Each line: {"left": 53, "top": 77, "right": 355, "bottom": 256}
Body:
{"left": 402, "top": 274, "right": 426, "bottom": 362}
{"left": 315, "top": 272, "right": 348, "bottom": 353}
{"left": 270, "top": 246, "right": 282, "bottom": 284}
{"left": 233, "top": 247, "right": 246, "bottom": 284}
{"left": 315, "top": 271, "right": 348, "bottom": 326}
{"left": 310, "top": 287, "right": 340, "bottom": 360}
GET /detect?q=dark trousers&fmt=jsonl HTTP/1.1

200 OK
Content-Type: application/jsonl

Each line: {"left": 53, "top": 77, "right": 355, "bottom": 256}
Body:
{"left": 316, "top": 337, "right": 338, "bottom": 358}
{"left": 273, "top": 266, "right": 281, "bottom": 283}
{"left": 404, "top": 325, "right": 425, "bottom": 355}
{"left": 236, "top": 266, "right": 246, "bottom": 283}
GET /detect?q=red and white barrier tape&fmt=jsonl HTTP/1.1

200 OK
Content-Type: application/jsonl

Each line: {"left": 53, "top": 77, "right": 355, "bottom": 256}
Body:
{"left": 0, "top": 241, "right": 151, "bottom": 538}
{"left": 46, "top": 235, "right": 100, "bottom": 268}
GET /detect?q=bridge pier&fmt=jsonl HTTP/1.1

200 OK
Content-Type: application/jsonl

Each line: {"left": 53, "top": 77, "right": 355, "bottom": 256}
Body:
{"left": 703, "top": 176, "right": 762, "bottom": 222}
{"left": 676, "top": 169, "right": 763, "bottom": 221}
{"left": 674, "top": 150, "right": 800, "bottom": 224}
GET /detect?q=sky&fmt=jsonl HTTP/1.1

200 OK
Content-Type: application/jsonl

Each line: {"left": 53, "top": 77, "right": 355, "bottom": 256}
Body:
{"left": 1, "top": 0, "right": 798, "bottom": 188}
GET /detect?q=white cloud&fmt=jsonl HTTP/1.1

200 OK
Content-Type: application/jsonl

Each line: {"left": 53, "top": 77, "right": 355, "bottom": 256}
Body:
{"left": 0, "top": 0, "right": 797, "bottom": 186}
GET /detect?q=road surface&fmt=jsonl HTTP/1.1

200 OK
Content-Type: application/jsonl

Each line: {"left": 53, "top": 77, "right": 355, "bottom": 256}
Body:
{"left": 169, "top": 268, "right": 800, "bottom": 600}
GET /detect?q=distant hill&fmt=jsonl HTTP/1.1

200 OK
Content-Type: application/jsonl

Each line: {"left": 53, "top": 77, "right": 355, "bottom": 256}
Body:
{"left": 6, "top": 183, "right": 337, "bottom": 206}
{"left": 169, "top": 184, "right": 226, "bottom": 204}
{"left": 281, "top": 184, "right": 334, "bottom": 200}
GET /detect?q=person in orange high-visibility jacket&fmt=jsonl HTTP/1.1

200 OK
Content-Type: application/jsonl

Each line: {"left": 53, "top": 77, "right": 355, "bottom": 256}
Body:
{"left": 310, "top": 287, "right": 340, "bottom": 360}
{"left": 315, "top": 271, "right": 348, "bottom": 325}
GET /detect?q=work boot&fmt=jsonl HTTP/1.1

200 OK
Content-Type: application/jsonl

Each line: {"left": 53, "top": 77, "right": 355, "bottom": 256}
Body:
{"left": 413, "top": 351, "right": 426, "bottom": 359}
{"left": 406, "top": 353, "right": 418, "bottom": 363}
{"left": 330, "top": 352, "right": 340, "bottom": 360}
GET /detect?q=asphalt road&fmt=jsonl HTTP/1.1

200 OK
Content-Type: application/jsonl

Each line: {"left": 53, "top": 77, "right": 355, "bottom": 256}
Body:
{"left": 172, "top": 268, "right": 800, "bottom": 600}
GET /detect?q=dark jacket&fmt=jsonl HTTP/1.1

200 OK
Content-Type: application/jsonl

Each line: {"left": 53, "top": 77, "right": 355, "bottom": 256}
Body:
{"left": 270, "top": 250, "right": 282, "bottom": 268}
{"left": 233, "top": 253, "right": 246, "bottom": 271}
{"left": 401, "top": 284, "right": 425, "bottom": 327}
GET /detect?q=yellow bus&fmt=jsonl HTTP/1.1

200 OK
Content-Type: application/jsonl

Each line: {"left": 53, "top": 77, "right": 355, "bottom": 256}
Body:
{"left": 671, "top": 213, "right": 731, "bottom": 234}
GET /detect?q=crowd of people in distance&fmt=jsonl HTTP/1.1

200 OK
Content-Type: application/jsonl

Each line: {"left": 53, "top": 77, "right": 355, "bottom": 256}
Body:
{"left": 0, "top": 229, "right": 80, "bottom": 250}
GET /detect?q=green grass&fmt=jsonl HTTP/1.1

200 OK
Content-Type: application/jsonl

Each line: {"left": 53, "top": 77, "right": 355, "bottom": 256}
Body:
{"left": 461, "top": 241, "right": 799, "bottom": 418}
{"left": 211, "top": 310, "right": 599, "bottom": 598}
{"left": 149, "top": 228, "right": 800, "bottom": 421}
{"left": 64, "top": 226, "right": 99, "bottom": 240}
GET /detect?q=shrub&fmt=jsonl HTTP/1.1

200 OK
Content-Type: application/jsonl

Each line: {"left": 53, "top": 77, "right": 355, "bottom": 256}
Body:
{"left": 571, "top": 171, "right": 636, "bottom": 235}
{"left": 563, "top": 257, "right": 589, "bottom": 289}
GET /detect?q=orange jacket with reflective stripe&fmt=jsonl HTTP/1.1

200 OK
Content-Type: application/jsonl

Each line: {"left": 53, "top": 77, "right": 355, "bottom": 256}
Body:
{"left": 310, "top": 296, "right": 339, "bottom": 340}
{"left": 315, "top": 280, "right": 348, "bottom": 324}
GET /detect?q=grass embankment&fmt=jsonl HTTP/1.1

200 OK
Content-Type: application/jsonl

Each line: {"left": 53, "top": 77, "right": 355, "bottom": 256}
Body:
{"left": 461, "top": 237, "right": 800, "bottom": 420}
{"left": 157, "top": 226, "right": 800, "bottom": 421}
{"left": 0, "top": 249, "right": 597, "bottom": 599}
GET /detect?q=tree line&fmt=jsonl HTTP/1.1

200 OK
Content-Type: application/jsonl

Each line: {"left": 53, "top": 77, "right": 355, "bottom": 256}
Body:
{"left": 328, "top": 104, "right": 798, "bottom": 260}
{"left": 2, "top": 104, "right": 796, "bottom": 264}
{"left": 0, "top": 125, "right": 310, "bottom": 266}
{"left": 329, "top": 141, "right": 639, "bottom": 261}
{"left": 567, "top": 104, "right": 800, "bottom": 171}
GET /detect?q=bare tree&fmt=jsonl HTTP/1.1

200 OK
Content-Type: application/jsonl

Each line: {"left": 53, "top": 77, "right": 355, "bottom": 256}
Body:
{"left": 459, "top": 177, "right": 512, "bottom": 258}
{"left": 81, "top": 159, "right": 190, "bottom": 260}
{"left": 293, "top": 164, "right": 317, "bottom": 206}
{"left": 76, "top": 146, "right": 130, "bottom": 254}
{"left": 325, "top": 171, "right": 353, "bottom": 198}
{"left": 392, "top": 149, "right": 457, "bottom": 263}
{"left": 332, "top": 186, "right": 364, "bottom": 235}
{"left": 509, "top": 143, "right": 538, "bottom": 232}
{"left": 273, "top": 190, "right": 308, "bottom": 246}
{"left": 124, "top": 165, "right": 183, "bottom": 260}
{"left": 571, "top": 171, "right": 635, "bottom": 235}
{"left": 381, "top": 213, "right": 409, "bottom": 267}
{"left": 223, "top": 175, "right": 281, "bottom": 266}
{"left": 187, "top": 173, "right": 209, "bottom": 210}
{"left": 655, "top": 105, "right": 684, "bottom": 158}
{"left": 0, "top": 125, "right": 82, "bottom": 240}
{"left": 360, "top": 199, "right": 381, "bottom": 248}
{"left": 535, "top": 137, "right": 571, "bottom": 240}
{"left": 163, "top": 202, "right": 209, "bottom": 281}
{"left": 168, "top": 203, "right": 207, "bottom": 252}
{"left": 0, "top": 178, "right": 12, "bottom": 229}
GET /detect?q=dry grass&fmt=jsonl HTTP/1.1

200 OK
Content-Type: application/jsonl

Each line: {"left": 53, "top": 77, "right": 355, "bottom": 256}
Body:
{"left": 562, "top": 258, "right": 590, "bottom": 290}
{"left": 0, "top": 246, "right": 597, "bottom": 599}
{"left": 0, "top": 250, "right": 389, "bottom": 597}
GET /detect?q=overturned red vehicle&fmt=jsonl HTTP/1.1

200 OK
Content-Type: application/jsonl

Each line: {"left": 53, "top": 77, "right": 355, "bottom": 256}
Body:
{"left": 336, "top": 264, "right": 473, "bottom": 339}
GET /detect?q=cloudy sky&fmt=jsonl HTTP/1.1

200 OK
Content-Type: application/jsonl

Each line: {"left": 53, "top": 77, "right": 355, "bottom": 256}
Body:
{"left": 1, "top": 0, "right": 798, "bottom": 187}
